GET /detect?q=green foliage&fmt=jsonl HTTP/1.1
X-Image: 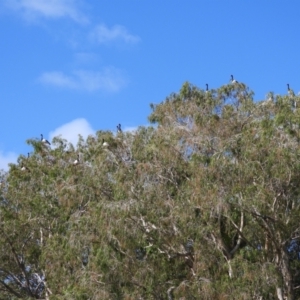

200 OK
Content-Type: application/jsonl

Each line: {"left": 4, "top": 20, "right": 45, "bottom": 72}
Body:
{"left": 1, "top": 81, "right": 300, "bottom": 299}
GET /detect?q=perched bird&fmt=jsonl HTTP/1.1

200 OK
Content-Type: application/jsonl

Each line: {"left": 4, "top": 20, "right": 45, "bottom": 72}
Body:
{"left": 117, "top": 124, "right": 122, "bottom": 133}
{"left": 287, "top": 84, "right": 296, "bottom": 109}
{"left": 135, "top": 247, "right": 146, "bottom": 261}
{"left": 266, "top": 92, "right": 274, "bottom": 102}
{"left": 20, "top": 153, "right": 31, "bottom": 172}
{"left": 21, "top": 163, "right": 30, "bottom": 172}
{"left": 81, "top": 247, "right": 90, "bottom": 267}
{"left": 287, "top": 84, "right": 295, "bottom": 97}
{"left": 41, "top": 134, "right": 51, "bottom": 145}
{"left": 102, "top": 139, "right": 109, "bottom": 147}
{"left": 230, "top": 75, "right": 238, "bottom": 84}
{"left": 73, "top": 154, "right": 79, "bottom": 165}
{"left": 205, "top": 83, "right": 209, "bottom": 93}
{"left": 184, "top": 238, "right": 194, "bottom": 254}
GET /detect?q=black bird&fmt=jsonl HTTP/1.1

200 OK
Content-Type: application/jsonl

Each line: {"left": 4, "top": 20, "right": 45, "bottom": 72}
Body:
{"left": 135, "top": 247, "right": 146, "bottom": 260}
{"left": 287, "top": 84, "right": 296, "bottom": 109}
{"left": 41, "top": 134, "right": 51, "bottom": 145}
{"left": 287, "top": 84, "right": 295, "bottom": 97}
{"left": 117, "top": 124, "right": 122, "bottom": 133}
{"left": 205, "top": 83, "right": 209, "bottom": 93}
{"left": 230, "top": 75, "right": 238, "bottom": 84}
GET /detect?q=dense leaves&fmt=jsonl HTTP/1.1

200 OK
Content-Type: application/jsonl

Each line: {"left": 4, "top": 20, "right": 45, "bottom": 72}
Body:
{"left": 1, "top": 81, "right": 300, "bottom": 299}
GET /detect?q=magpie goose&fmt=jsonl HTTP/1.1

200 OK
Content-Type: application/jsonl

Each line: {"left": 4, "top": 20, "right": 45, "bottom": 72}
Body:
{"left": 287, "top": 84, "right": 295, "bottom": 97}
{"left": 117, "top": 124, "right": 122, "bottom": 133}
{"left": 21, "top": 164, "right": 30, "bottom": 172}
{"left": 41, "top": 134, "right": 51, "bottom": 145}
{"left": 73, "top": 154, "right": 79, "bottom": 165}
{"left": 266, "top": 92, "right": 274, "bottom": 103}
{"left": 205, "top": 84, "right": 209, "bottom": 93}
{"left": 102, "top": 139, "right": 109, "bottom": 147}
{"left": 230, "top": 75, "right": 238, "bottom": 84}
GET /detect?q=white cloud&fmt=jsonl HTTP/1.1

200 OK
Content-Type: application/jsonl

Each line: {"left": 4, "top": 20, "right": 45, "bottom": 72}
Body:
{"left": 49, "top": 118, "right": 95, "bottom": 146}
{"left": 38, "top": 68, "right": 128, "bottom": 92}
{"left": 4, "top": 0, "right": 88, "bottom": 23}
{"left": 39, "top": 71, "right": 75, "bottom": 88}
{"left": 90, "top": 24, "right": 140, "bottom": 44}
{"left": 0, "top": 151, "right": 18, "bottom": 171}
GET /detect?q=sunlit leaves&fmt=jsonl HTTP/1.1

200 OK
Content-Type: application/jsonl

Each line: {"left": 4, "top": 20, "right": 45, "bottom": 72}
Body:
{"left": 1, "top": 81, "right": 300, "bottom": 299}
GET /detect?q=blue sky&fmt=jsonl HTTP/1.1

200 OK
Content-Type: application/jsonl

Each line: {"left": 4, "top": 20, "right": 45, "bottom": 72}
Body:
{"left": 1, "top": 1, "right": 300, "bottom": 170}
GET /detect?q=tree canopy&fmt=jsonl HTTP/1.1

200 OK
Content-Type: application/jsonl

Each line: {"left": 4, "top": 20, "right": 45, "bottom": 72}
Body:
{"left": 1, "top": 81, "right": 300, "bottom": 299}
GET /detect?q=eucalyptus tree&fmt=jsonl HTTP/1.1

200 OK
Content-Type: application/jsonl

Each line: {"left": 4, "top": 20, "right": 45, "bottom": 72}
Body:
{"left": 149, "top": 81, "right": 300, "bottom": 300}
{"left": 1, "top": 81, "right": 300, "bottom": 300}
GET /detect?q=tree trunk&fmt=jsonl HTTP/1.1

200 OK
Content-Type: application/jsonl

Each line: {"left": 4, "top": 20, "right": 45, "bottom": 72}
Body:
{"left": 276, "top": 287, "right": 283, "bottom": 300}
{"left": 279, "top": 247, "right": 294, "bottom": 300}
